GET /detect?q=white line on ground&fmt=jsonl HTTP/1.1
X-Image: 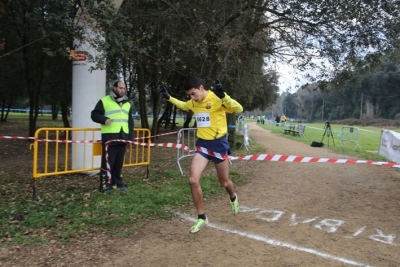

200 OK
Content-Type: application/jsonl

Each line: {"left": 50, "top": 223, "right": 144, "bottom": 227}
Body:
{"left": 358, "top": 128, "right": 381, "bottom": 135}
{"left": 176, "top": 212, "right": 373, "bottom": 267}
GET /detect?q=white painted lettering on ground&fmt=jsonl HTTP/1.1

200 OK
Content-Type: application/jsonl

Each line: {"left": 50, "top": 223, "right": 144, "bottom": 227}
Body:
{"left": 234, "top": 205, "right": 396, "bottom": 246}
{"left": 256, "top": 210, "right": 284, "bottom": 222}
{"left": 346, "top": 226, "right": 366, "bottom": 238}
{"left": 369, "top": 229, "right": 396, "bottom": 245}
{"left": 290, "top": 213, "right": 318, "bottom": 226}
{"left": 314, "top": 219, "right": 345, "bottom": 233}
{"left": 176, "top": 212, "right": 373, "bottom": 267}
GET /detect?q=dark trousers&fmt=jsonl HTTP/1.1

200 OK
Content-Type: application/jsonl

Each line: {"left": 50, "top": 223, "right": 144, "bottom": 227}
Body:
{"left": 101, "top": 143, "right": 126, "bottom": 186}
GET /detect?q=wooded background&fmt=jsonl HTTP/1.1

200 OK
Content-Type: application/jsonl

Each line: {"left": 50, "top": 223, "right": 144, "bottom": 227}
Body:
{"left": 0, "top": 0, "right": 399, "bottom": 137}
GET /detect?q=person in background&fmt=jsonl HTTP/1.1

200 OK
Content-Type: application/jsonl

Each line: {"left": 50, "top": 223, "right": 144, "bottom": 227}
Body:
{"left": 275, "top": 115, "right": 280, "bottom": 127}
{"left": 158, "top": 76, "right": 243, "bottom": 233}
{"left": 280, "top": 114, "right": 286, "bottom": 123}
{"left": 280, "top": 114, "right": 287, "bottom": 127}
{"left": 91, "top": 81, "right": 134, "bottom": 193}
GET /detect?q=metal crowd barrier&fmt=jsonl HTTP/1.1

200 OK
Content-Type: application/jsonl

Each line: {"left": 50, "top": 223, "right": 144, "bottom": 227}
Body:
{"left": 176, "top": 128, "right": 197, "bottom": 175}
{"left": 340, "top": 126, "right": 360, "bottom": 151}
{"left": 31, "top": 127, "right": 151, "bottom": 197}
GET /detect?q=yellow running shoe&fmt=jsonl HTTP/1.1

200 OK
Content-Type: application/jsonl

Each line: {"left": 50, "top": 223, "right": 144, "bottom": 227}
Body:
{"left": 231, "top": 194, "right": 239, "bottom": 215}
{"left": 190, "top": 217, "right": 208, "bottom": 233}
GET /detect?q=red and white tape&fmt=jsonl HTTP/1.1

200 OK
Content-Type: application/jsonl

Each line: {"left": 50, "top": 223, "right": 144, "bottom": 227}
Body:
{"left": 0, "top": 130, "right": 179, "bottom": 143}
{"left": 103, "top": 139, "right": 193, "bottom": 183}
{"left": 2, "top": 134, "right": 399, "bottom": 183}
{"left": 195, "top": 145, "right": 400, "bottom": 167}
{"left": 105, "top": 141, "right": 400, "bottom": 182}
{"left": 134, "top": 130, "right": 179, "bottom": 140}
{"left": 0, "top": 135, "right": 101, "bottom": 144}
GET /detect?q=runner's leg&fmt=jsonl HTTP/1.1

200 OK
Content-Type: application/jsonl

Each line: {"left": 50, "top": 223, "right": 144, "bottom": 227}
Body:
{"left": 189, "top": 153, "right": 209, "bottom": 215}
{"left": 215, "top": 160, "right": 235, "bottom": 198}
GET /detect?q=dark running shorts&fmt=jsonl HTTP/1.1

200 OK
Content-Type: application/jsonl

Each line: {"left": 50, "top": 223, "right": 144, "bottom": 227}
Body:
{"left": 196, "top": 136, "right": 231, "bottom": 164}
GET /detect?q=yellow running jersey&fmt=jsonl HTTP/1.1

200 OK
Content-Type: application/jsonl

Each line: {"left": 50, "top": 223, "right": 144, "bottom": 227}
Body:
{"left": 168, "top": 90, "right": 243, "bottom": 140}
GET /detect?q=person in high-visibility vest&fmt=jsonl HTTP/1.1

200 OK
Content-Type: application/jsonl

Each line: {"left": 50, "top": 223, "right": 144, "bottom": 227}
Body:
{"left": 280, "top": 114, "right": 286, "bottom": 122}
{"left": 91, "top": 81, "right": 134, "bottom": 193}
{"left": 158, "top": 76, "right": 243, "bottom": 234}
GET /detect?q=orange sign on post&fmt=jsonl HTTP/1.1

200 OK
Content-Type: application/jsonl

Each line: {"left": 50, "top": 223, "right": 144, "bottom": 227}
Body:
{"left": 73, "top": 51, "right": 87, "bottom": 61}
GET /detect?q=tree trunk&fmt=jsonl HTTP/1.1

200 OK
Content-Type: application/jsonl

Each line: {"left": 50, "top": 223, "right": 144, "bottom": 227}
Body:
{"left": 137, "top": 61, "right": 149, "bottom": 130}
{"left": 0, "top": 98, "right": 12, "bottom": 122}
{"left": 60, "top": 100, "right": 71, "bottom": 128}
{"left": 51, "top": 104, "right": 59, "bottom": 120}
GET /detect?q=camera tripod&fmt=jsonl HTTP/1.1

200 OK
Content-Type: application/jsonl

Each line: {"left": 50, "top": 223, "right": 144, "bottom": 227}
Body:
{"left": 321, "top": 121, "right": 335, "bottom": 147}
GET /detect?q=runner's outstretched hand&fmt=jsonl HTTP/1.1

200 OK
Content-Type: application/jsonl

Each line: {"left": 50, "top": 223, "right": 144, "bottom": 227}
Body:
{"left": 213, "top": 79, "right": 225, "bottom": 99}
{"left": 158, "top": 86, "right": 170, "bottom": 100}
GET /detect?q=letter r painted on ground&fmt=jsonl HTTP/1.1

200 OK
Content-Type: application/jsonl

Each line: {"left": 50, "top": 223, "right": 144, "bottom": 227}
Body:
{"left": 369, "top": 229, "right": 396, "bottom": 245}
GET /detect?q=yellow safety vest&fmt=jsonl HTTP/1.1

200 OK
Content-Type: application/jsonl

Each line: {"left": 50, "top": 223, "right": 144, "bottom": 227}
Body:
{"left": 100, "top": 96, "right": 130, "bottom": 134}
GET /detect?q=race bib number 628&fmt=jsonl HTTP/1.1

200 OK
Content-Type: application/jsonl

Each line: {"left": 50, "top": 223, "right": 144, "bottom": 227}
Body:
{"left": 196, "top": 112, "right": 211, "bottom": 127}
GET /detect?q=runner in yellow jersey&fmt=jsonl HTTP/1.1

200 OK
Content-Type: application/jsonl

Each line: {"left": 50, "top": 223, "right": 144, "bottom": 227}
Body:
{"left": 159, "top": 76, "right": 243, "bottom": 233}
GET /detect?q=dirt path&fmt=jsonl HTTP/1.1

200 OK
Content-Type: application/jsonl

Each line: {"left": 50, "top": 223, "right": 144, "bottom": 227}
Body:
{"left": 3, "top": 122, "right": 400, "bottom": 267}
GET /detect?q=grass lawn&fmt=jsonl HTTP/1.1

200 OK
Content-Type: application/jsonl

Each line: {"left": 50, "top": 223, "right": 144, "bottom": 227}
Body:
{"left": 256, "top": 120, "right": 400, "bottom": 161}
{"left": 1, "top": 114, "right": 399, "bottom": 246}
{"left": 0, "top": 114, "right": 260, "bottom": 246}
